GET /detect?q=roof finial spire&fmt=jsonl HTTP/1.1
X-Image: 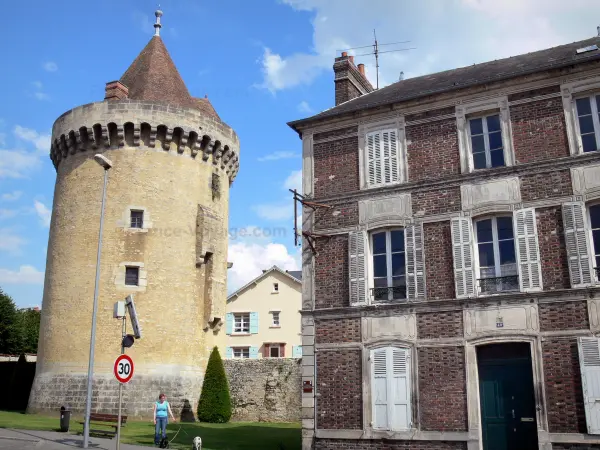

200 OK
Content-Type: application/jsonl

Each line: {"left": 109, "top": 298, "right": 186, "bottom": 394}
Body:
{"left": 154, "top": 6, "right": 163, "bottom": 37}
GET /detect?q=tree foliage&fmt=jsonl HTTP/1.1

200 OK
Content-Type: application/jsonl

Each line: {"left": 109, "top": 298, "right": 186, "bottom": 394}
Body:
{"left": 0, "top": 288, "right": 19, "bottom": 354}
{"left": 0, "top": 287, "right": 41, "bottom": 354}
{"left": 197, "top": 346, "right": 232, "bottom": 423}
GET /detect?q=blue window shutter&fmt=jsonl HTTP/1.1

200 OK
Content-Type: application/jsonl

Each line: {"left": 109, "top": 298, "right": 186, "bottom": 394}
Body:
{"left": 250, "top": 347, "right": 259, "bottom": 359}
{"left": 293, "top": 346, "right": 302, "bottom": 358}
{"left": 226, "top": 347, "right": 233, "bottom": 359}
{"left": 250, "top": 312, "right": 259, "bottom": 334}
{"left": 226, "top": 313, "right": 233, "bottom": 335}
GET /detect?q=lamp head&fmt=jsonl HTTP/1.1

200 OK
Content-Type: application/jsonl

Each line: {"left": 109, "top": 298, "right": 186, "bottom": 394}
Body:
{"left": 93, "top": 154, "right": 113, "bottom": 170}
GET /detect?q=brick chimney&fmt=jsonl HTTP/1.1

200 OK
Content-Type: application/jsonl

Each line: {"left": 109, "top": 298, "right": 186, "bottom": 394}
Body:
{"left": 104, "top": 81, "right": 129, "bottom": 101}
{"left": 333, "top": 52, "right": 374, "bottom": 106}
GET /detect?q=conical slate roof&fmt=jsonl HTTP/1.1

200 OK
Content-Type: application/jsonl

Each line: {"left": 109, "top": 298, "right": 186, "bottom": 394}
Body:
{"left": 119, "top": 35, "right": 220, "bottom": 120}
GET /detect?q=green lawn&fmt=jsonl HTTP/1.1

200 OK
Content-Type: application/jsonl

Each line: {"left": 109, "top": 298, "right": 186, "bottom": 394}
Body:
{"left": 0, "top": 410, "right": 301, "bottom": 450}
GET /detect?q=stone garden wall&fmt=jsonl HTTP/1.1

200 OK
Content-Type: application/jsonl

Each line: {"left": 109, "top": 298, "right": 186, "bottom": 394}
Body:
{"left": 224, "top": 358, "right": 301, "bottom": 422}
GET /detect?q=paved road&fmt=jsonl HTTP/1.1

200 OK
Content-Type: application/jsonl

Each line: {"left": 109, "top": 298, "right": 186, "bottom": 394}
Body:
{"left": 0, "top": 429, "right": 157, "bottom": 449}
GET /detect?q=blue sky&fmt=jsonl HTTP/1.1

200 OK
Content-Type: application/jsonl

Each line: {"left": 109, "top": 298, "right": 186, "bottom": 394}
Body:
{"left": 1, "top": 0, "right": 599, "bottom": 308}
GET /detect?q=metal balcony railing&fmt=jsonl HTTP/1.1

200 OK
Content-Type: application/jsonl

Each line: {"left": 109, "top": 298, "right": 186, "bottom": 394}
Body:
{"left": 478, "top": 275, "right": 519, "bottom": 294}
{"left": 371, "top": 286, "right": 407, "bottom": 302}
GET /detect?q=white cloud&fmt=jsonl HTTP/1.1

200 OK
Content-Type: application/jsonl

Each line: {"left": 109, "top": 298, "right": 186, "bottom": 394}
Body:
{"left": 252, "top": 203, "right": 293, "bottom": 221}
{"left": 0, "top": 149, "right": 42, "bottom": 179}
{"left": 252, "top": 170, "right": 302, "bottom": 221}
{"left": 43, "top": 61, "right": 58, "bottom": 72}
{"left": 32, "top": 81, "right": 43, "bottom": 90}
{"left": 0, "top": 133, "right": 5, "bottom": 146}
{"left": 0, "top": 229, "right": 26, "bottom": 254}
{"left": 257, "top": 151, "right": 300, "bottom": 162}
{"left": 33, "top": 92, "right": 50, "bottom": 101}
{"left": 284, "top": 170, "right": 302, "bottom": 192}
{"left": 298, "top": 101, "right": 313, "bottom": 114}
{"left": 14, "top": 126, "right": 51, "bottom": 152}
{"left": 0, "top": 209, "right": 18, "bottom": 220}
{"left": 0, "top": 265, "right": 44, "bottom": 285}
{"left": 263, "top": 0, "right": 600, "bottom": 92}
{"left": 1, "top": 191, "right": 22, "bottom": 202}
{"left": 132, "top": 11, "right": 153, "bottom": 34}
{"left": 34, "top": 201, "right": 51, "bottom": 227}
{"left": 227, "top": 228, "right": 300, "bottom": 294}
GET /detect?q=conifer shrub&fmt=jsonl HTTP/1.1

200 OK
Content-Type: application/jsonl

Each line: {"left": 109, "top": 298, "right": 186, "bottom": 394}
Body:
{"left": 197, "top": 346, "right": 232, "bottom": 423}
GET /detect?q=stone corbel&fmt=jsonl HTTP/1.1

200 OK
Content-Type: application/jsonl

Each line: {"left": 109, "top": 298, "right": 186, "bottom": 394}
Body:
{"left": 205, "top": 316, "right": 223, "bottom": 332}
{"left": 132, "top": 125, "right": 141, "bottom": 147}
{"left": 162, "top": 127, "right": 173, "bottom": 151}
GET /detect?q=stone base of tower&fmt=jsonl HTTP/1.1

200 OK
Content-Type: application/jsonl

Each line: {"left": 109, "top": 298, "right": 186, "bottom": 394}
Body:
{"left": 27, "top": 371, "right": 203, "bottom": 420}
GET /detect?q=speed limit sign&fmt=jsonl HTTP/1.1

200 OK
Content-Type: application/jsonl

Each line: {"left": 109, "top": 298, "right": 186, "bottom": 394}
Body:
{"left": 114, "top": 354, "right": 134, "bottom": 383}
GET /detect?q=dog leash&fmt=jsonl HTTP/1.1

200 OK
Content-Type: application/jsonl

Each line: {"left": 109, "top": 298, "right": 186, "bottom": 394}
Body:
{"left": 168, "top": 425, "right": 183, "bottom": 445}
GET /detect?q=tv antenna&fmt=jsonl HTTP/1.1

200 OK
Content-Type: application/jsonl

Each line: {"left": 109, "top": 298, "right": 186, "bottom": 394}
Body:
{"left": 338, "top": 30, "right": 415, "bottom": 89}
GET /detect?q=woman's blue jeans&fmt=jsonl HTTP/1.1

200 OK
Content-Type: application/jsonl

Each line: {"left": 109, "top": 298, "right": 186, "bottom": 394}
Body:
{"left": 154, "top": 417, "right": 168, "bottom": 444}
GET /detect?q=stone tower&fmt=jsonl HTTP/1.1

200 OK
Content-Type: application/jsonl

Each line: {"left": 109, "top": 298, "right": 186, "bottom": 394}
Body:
{"left": 28, "top": 10, "right": 239, "bottom": 417}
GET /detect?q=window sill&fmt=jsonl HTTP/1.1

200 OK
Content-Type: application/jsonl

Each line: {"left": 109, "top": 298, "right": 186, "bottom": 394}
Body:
{"left": 269, "top": 325, "right": 281, "bottom": 329}
{"left": 231, "top": 333, "right": 252, "bottom": 336}
{"left": 124, "top": 228, "right": 149, "bottom": 233}
{"left": 271, "top": 292, "right": 279, "bottom": 294}
{"left": 361, "top": 181, "right": 404, "bottom": 191}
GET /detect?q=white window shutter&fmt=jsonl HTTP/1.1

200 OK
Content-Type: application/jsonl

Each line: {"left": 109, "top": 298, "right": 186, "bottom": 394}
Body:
{"left": 451, "top": 217, "right": 475, "bottom": 298}
{"left": 391, "top": 348, "right": 411, "bottom": 430}
{"left": 372, "top": 348, "right": 389, "bottom": 430}
{"left": 367, "top": 133, "right": 376, "bottom": 186}
{"left": 406, "top": 224, "right": 425, "bottom": 300}
{"left": 514, "top": 208, "right": 543, "bottom": 292}
{"left": 578, "top": 337, "right": 600, "bottom": 434}
{"left": 389, "top": 131, "right": 399, "bottom": 183}
{"left": 349, "top": 230, "right": 368, "bottom": 305}
{"left": 382, "top": 131, "right": 391, "bottom": 184}
{"left": 563, "top": 202, "right": 594, "bottom": 287}
{"left": 374, "top": 132, "right": 382, "bottom": 185}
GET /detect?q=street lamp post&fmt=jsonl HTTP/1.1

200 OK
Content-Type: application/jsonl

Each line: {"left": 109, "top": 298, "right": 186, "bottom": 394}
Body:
{"left": 83, "top": 154, "right": 113, "bottom": 448}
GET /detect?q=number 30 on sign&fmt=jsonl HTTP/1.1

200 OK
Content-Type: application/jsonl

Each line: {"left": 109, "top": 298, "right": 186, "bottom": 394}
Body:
{"left": 114, "top": 354, "right": 134, "bottom": 383}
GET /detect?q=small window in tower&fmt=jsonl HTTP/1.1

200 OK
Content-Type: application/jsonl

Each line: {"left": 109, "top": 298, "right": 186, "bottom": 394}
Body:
{"left": 273, "top": 282, "right": 279, "bottom": 293}
{"left": 130, "top": 210, "right": 144, "bottom": 229}
{"left": 212, "top": 173, "right": 220, "bottom": 200}
{"left": 125, "top": 267, "right": 140, "bottom": 286}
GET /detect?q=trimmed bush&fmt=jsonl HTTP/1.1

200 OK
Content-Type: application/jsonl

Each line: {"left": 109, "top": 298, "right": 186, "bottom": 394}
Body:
{"left": 197, "top": 346, "right": 232, "bottom": 423}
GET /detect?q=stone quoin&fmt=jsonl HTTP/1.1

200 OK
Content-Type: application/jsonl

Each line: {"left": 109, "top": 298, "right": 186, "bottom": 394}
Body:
{"left": 27, "top": 9, "right": 239, "bottom": 418}
{"left": 289, "top": 32, "right": 600, "bottom": 450}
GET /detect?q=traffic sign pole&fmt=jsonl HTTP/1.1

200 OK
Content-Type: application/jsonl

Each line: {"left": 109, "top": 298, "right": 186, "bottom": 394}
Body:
{"left": 116, "top": 317, "right": 125, "bottom": 450}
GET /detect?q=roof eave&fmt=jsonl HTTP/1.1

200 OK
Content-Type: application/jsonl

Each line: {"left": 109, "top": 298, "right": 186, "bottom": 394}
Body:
{"left": 287, "top": 52, "right": 600, "bottom": 131}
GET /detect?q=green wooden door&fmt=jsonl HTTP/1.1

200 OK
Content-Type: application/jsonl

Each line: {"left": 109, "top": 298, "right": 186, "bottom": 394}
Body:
{"left": 478, "top": 344, "right": 538, "bottom": 450}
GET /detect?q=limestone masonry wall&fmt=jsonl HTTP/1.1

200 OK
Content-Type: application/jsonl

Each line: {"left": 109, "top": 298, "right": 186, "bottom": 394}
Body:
{"left": 224, "top": 358, "right": 301, "bottom": 423}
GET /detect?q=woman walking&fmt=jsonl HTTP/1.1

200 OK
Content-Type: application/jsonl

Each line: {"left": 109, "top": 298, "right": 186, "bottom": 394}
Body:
{"left": 153, "top": 393, "right": 176, "bottom": 446}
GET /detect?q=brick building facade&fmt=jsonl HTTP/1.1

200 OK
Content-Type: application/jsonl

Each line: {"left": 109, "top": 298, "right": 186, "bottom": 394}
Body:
{"left": 289, "top": 34, "right": 600, "bottom": 450}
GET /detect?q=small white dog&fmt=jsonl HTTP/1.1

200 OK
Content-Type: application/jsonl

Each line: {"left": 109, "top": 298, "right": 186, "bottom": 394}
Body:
{"left": 192, "top": 436, "right": 202, "bottom": 450}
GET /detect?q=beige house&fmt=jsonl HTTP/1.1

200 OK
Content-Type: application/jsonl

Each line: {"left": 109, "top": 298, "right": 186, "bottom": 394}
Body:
{"left": 225, "top": 266, "right": 302, "bottom": 359}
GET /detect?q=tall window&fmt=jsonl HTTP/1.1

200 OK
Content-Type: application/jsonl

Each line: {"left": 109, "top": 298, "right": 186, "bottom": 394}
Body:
{"left": 372, "top": 229, "right": 406, "bottom": 301}
{"left": 125, "top": 267, "right": 139, "bottom": 286}
{"left": 475, "top": 217, "right": 518, "bottom": 293}
{"left": 469, "top": 114, "right": 504, "bottom": 169}
{"left": 576, "top": 95, "right": 600, "bottom": 153}
{"left": 590, "top": 204, "right": 600, "bottom": 274}
{"left": 130, "top": 210, "right": 144, "bottom": 228}
{"left": 234, "top": 313, "right": 250, "bottom": 333}
{"left": 233, "top": 347, "right": 249, "bottom": 359}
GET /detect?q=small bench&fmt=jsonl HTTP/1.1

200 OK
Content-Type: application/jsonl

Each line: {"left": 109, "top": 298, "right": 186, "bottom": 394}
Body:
{"left": 77, "top": 413, "right": 127, "bottom": 438}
